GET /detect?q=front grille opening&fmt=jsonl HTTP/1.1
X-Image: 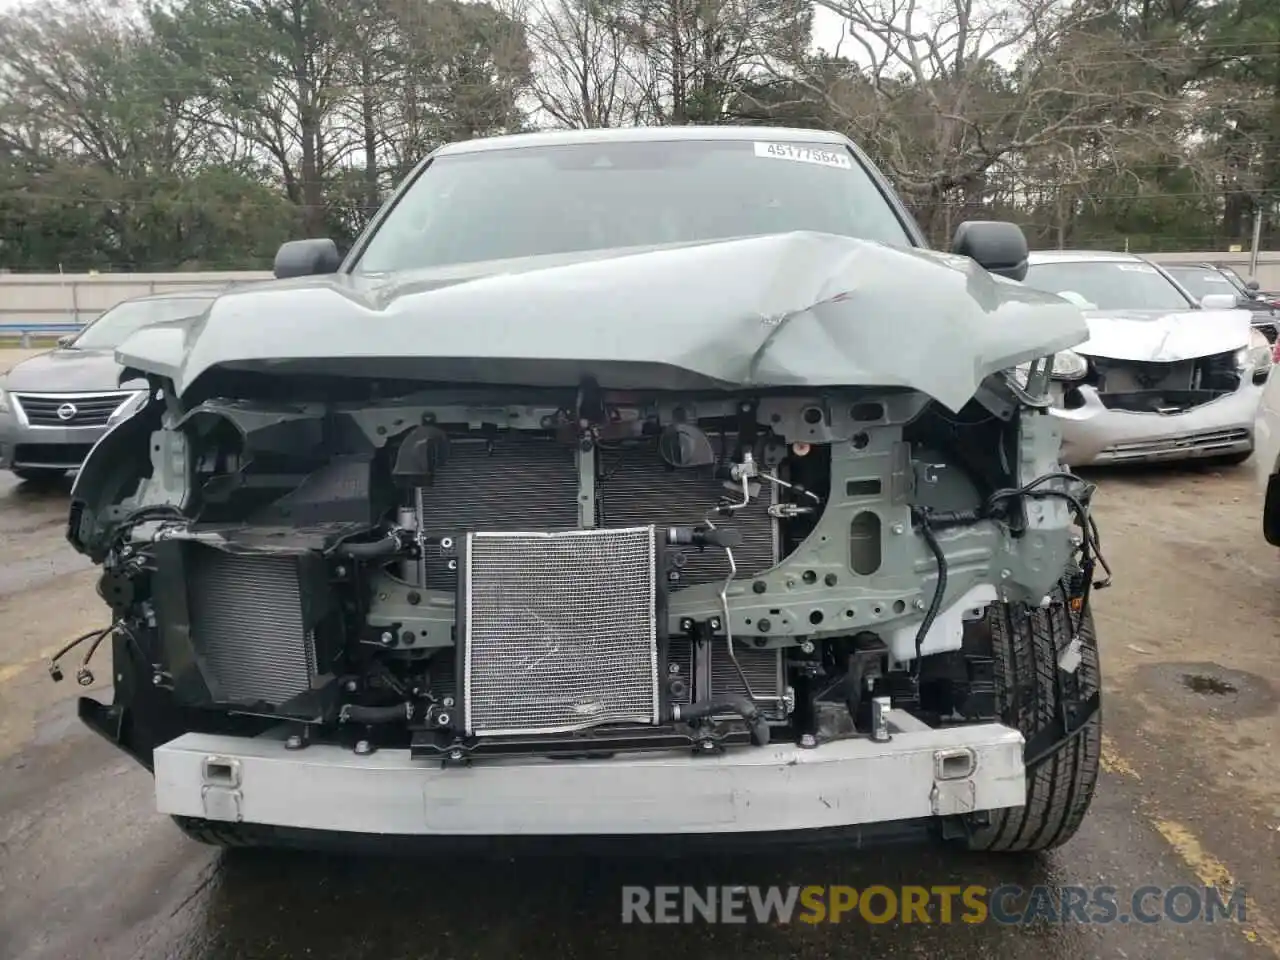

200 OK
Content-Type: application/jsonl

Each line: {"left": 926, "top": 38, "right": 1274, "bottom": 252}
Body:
{"left": 14, "top": 393, "right": 130, "bottom": 427}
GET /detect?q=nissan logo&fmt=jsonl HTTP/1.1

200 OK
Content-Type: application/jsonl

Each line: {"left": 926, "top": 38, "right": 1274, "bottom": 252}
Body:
{"left": 56, "top": 402, "right": 78, "bottom": 422}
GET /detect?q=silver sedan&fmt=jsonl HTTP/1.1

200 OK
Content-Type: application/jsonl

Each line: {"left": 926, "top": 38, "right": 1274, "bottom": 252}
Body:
{"left": 1020, "top": 251, "right": 1272, "bottom": 467}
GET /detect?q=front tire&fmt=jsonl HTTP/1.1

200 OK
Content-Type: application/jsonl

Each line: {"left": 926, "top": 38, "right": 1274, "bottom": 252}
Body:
{"left": 966, "top": 585, "right": 1101, "bottom": 853}
{"left": 171, "top": 815, "right": 263, "bottom": 848}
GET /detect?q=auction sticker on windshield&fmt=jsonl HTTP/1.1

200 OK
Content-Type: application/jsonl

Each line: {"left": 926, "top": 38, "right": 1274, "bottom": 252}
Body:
{"left": 754, "top": 142, "right": 852, "bottom": 168}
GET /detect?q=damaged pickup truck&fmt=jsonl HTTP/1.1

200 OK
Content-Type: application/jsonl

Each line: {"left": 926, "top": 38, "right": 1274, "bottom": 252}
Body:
{"left": 60, "top": 126, "right": 1110, "bottom": 853}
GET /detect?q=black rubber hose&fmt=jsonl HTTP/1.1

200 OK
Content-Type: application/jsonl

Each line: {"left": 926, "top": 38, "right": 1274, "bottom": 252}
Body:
{"left": 335, "top": 537, "right": 401, "bottom": 559}
{"left": 669, "top": 696, "right": 771, "bottom": 746}
{"left": 911, "top": 512, "right": 949, "bottom": 678}
{"left": 338, "top": 702, "right": 411, "bottom": 724}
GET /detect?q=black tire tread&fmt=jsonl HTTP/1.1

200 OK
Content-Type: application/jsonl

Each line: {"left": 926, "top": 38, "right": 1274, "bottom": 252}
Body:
{"left": 171, "top": 815, "right": 262, "bottom": 848}
{"left": 968, "top": 585, "right": 1101, "bottom": 853}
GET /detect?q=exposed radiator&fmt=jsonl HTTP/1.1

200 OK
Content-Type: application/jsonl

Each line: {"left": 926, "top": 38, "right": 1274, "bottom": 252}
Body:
{"left": 414, "top": 431, "right": 778, "bottom": 592}
{"left": 417, "top": 435, "right": 579, "bottom": 591}
{"left": 666, "top": 635, "right": 786, "bottom": 717}
{"left": 186, "top": 548, "right": 318, "bottom": 706}
{"left": 460, "top": 526, "right": 660, "bottom": 737}
{"left": 596, "top": 438, "right": 777, "bottom": 587}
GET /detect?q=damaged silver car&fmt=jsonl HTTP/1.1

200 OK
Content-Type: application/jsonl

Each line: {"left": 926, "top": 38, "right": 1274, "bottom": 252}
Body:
{"left": 59, "top": 127, "right": 1110, "bottom": 854}
{"left": 1021, "top": 251, "right": 1272, "bottom": 466}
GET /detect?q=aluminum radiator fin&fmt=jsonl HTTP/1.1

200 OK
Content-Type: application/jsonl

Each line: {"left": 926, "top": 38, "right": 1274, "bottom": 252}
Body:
{"left": 187, "top": 549, "right": 316, "bottom": 706}
{"left": 417, "top": 435, "right": 578, "bottom": 590}
{"left": 710, "top": 641, "right": 784, "bottom": 702}
{"left": 597, "top": 440, "right": 777, "bottom": 587}
{"left": 462, "top": 526, "right": 660, "bottom": 736}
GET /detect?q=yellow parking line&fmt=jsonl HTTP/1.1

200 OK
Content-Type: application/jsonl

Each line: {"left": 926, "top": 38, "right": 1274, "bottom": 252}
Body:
{"left": 1152, "top": 818, "right": 1280, "bottom": 956}
{"left": 1100, "top": 734, "right": 1142, "bottom": 780}
{"left": 1105, "top": 733, "right": 1278, "bottom": 955}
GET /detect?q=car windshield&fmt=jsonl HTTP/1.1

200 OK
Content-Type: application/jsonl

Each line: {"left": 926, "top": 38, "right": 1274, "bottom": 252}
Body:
{"left": 1163, "top": 265, "right": 1241, "bottom": 300}
{"left": 70, "top": 296, "right": 214, "bottom": 350}
{"left": 352, "top": 139, "right": 915, "bottom": 273}
{"left": 1022, "top": 260, "right": 1193, "bottom": 312}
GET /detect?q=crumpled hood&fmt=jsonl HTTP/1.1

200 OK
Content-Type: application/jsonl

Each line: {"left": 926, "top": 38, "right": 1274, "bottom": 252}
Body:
{"left": 1, "top": 346, "right": 137, "bottom": 392}
{"left": 116, "top": 231, "right": 1089, "bottom": 413}
{"left": 1074, "top": 308, "right": 1252, "bottom": 362}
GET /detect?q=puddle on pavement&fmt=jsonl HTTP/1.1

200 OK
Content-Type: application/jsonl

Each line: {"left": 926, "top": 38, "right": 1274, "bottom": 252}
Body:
{"left": 1181, "top": 673, "right": 1238, "bottom": 696}
{"left": 1134, "top": 660, "right": 1276, "bottom": 719}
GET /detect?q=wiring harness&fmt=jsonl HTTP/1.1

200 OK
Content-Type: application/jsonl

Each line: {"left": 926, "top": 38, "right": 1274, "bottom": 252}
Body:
{"left": 907, "top": 470, "right": 1112, "bottom": 675}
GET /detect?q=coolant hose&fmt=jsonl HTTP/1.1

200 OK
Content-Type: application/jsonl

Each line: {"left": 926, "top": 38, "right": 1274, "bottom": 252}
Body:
{"left": 668, "top": 696, "right": 771, "bottom": 746}
{"left": 335, "top": 536, "right": 401, "bottom": 559}
{"left": 338, "top": 702, "right": 412, "bottom": 724}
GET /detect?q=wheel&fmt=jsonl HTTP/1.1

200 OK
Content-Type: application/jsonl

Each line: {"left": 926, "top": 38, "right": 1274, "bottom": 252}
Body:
{"left": 171, "top": 815, "right": 263, "bottom": 848}
{"left": 966, "top": 583, "right": 1101, "bottom": 853}
{"left": 11, "top": 467, "right": 67, "bottom": 483}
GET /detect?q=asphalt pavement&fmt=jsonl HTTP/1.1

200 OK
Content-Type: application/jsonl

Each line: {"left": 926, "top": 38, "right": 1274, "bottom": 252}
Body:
{"left": 0, "top": 462, "right": 1277, "bottom": 960}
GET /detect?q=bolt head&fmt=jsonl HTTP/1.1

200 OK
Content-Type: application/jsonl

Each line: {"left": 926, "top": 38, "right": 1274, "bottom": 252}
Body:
{"left": 913, "top": 598, "right": 926, "bottom": 610}
{"left": 344, "top": 679, "right": 358, "bottom": 692}
{"left": 800, "top": 640, "right": 815, "bottom": 654}
{"left": 443, "top": 696, "right": 455, "bottom": 708}
{"left": 437, "top": 712, "right": 451, "bottom": 726}
{"left": 891, "top": 522, "right": 905, "bottom": 534}
{"left": 668, "top": 662, "right": 681, "bottom": 674}
{"left": 709, "top": 617, "right": 722, "bottom": 631}
{"left": 380, "top": 631, "right": 394, "bottom": 644}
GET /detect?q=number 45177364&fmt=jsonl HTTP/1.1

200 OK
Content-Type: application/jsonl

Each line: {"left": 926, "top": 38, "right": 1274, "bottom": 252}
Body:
{"left": 754, "top": 142, "right": 851, "bottom": 169}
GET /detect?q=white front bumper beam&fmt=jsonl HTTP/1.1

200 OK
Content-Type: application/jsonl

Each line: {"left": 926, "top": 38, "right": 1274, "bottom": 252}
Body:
{"left": 154, "top": 714, "right": 1027, "bottom": 836}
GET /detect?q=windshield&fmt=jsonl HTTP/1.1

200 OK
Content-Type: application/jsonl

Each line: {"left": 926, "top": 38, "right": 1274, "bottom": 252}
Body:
{"left": 1022, "top": 260, "right": 1193, "bottom": 312}
{"left": 353, "top": 139, "right": 915, "bottom": 273}
{"left": 71, "top": 296, "right": 214, "bottom": 349}
{"left": 1164, "top": 265, "right": 1241, "bottom": 300}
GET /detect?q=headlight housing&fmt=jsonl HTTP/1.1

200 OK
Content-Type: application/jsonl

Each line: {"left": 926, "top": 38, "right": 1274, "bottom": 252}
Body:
{"left": 0, "top": 386, "right": 10, "bottom": 415}
{"left": 106, "top": 390, "right": 148, "bottom": 427}
{"left": 1236, "top": 329, "right": 1272, "bottom": 371}
{"left": 1049, "top": 349, "right": 1089, "bottom": 381}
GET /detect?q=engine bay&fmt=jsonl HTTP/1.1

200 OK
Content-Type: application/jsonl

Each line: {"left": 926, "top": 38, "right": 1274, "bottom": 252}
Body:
{"left": 65, "top": 372, "right": 1093, "bottom": 765}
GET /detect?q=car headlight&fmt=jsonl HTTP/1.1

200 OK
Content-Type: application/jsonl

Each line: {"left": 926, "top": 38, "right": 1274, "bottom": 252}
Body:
{"left": 1236, "top": 330, "right": 1272, "bottom": 371}
{"left": 1049, "top": 349, "right": 1089, "bottom": 380}
{"left": 106, "top": 390, "right": 148, "bottom": 426}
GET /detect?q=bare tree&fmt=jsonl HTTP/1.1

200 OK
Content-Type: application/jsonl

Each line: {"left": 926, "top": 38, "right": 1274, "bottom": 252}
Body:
{"left": 612, "top": 0, "right": 812, "bottom": 125}
{"left": 521, "top": 0, "right": 645, "bottom": 127}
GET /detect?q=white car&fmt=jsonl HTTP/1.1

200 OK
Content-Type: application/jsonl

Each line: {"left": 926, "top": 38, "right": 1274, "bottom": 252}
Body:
{"left": 1021, "top": 251, "right": 1272, "bottom": 466}
{"left": 1252, "top": 360, "right": 1280, "bottom": 543}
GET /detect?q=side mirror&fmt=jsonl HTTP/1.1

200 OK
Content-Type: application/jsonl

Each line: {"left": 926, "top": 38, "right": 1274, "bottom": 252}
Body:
{"left": 56, "top": 335, "right": 74, "bottom": 348}
{"left": 951, "top": 221, "right": 1029, "bottom": 282}
{"left": 1200, "top": 293, "right": 1238, "bottom": 310}
{"left": 1247, "top": 279, "right": 1261, "bottom": 291}
{"left": 273, "top": 238, "right": 341, "bottom": 279}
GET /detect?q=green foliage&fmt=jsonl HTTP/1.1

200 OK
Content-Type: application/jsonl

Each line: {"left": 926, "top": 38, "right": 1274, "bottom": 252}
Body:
{"left": 0, "top": 0, "right": 1277, "bottom": 269}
